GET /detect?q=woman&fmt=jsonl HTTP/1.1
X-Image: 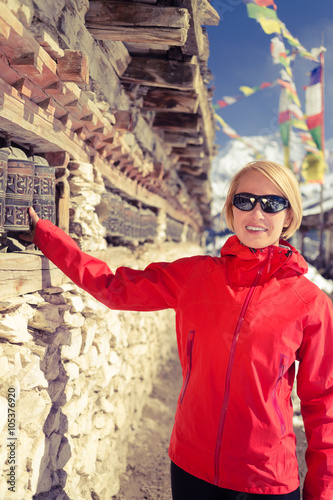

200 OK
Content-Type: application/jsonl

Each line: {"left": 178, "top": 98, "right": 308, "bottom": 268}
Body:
{"left": 22, "top": 160, "right": 333, "bottom": 499}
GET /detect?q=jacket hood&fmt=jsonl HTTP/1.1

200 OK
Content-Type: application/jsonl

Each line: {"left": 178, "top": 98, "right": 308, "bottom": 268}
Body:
{"left": 220, "top": 235, "right": 308, "bottom": 286}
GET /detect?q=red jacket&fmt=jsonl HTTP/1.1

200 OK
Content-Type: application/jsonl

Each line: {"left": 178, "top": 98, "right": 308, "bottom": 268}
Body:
{"left": 34, "top": 220, "right": 333, "bottom": 499}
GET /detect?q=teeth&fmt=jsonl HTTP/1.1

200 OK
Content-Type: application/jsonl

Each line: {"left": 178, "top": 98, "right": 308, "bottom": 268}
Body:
{"left": 246, "top": 226, "right": 266, "bottom": 232}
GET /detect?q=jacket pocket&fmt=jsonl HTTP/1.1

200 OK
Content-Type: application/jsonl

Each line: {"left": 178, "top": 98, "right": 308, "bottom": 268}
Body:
{"left": 180, "top": 330, "right": 195, "bottom": 405}
{"left": 272, "top": 353, "right": 289, "bottom": 435}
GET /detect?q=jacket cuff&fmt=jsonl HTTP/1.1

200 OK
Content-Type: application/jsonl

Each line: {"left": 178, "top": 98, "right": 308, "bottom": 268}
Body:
{"left": 33, "top": 219, "right": 58, "bottom": 251}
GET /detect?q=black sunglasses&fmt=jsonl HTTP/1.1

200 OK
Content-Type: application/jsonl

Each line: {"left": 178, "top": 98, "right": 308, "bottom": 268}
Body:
{"left": 232, "top": 192, "right": 290, "bottom": 213}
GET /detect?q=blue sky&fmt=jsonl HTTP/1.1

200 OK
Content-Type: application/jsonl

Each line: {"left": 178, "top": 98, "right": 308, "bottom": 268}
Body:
{"left": 206, "top": 1, "right": 333, "bottom": 149}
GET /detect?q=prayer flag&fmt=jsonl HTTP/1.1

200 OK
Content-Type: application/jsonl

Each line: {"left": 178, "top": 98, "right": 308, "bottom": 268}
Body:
{"left": 301, "top": 152, "right": 326, "bottom": 184}
{"left": 305, "top": 65, "right": 323, "bottom": 150}
{"left": 239, "top": 86, "right": 256, "bottom": 96}
{"left": 278, "top": 87, "right": 290, "bottom": 148}
{"left": 253, "top": 0, "right": 277, "bottom": 9}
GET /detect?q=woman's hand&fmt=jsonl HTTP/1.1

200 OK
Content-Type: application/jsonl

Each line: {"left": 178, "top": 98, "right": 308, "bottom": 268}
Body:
{"left": 20, "top": 207, "right": 39, "bottom": 243}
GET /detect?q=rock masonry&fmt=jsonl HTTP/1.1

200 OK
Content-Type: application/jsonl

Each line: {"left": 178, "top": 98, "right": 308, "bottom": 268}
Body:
{"left": 0, "top": 158, "right": 202, "bottom": 500}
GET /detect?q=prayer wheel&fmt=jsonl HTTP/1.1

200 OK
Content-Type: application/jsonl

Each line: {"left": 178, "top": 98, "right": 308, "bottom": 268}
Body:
{"left": 30, "top": 155, "right": 56, "bottom": 224}
{"left": 0, "top": 148, "right": 9, "bottom": 233}
{"left": 4, "top": 148, "right": 35, "bottom": 232}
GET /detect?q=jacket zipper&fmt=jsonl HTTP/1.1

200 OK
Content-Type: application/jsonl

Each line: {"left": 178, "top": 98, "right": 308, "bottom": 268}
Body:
{"left": 272, "top": 353, "right": 289, "bottom": 435}
{"left": 180, "top": 330, "right": 195, "bottom": 405}
{"left": 213, "top": 248, "right": 272, "bottom": 486}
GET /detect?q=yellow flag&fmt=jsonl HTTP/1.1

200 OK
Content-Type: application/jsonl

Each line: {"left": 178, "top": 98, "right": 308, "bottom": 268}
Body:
{"left": 239, "top": 86, "right": 256, "bottom": 96}
{"left": 284, "top": 146, "right": 290, "bottom": 168}
{"left": 292, "top": 119, "right": 308, "bottom": 131}
{"left": 258, "top": 17, "right": 281, "bottom": 34}
{"left": 301, "top": 153, "right": 326, "bottom": 184}
{"left": 214, "top": 114, "right": 227, "bottom": 128}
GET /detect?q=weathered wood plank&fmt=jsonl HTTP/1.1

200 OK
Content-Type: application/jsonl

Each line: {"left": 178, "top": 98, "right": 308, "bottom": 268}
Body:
{"left": 86, "top": 2, "right": 190, "bottom": 28}
{"left": 163, "top": 132, "right": 187, "bottom": 147}
{"left": 0, "top": 254, "right": 69, "bottom": 300}
{"left": 193, "top": 60, "right": 215, "bottom": 155}
{"left": 172, "top": 146, "right": 205, "bottom": 158}
{"left": 101, "top": 41, "right": 131, "bottom": 77}
{"left": 87, "top": 26, "right": 188, "bottom": 46}
{"left": 121, "top": 58, "right": 198, "bottom": 90}
{"left": 198, "top": 0, "right": 220, "bottom": 26}
{"left": 174, "top": 0, "right": 204, "bottom": 56}
{"left": 153, "top": 112, "right": 199, "bottom": 133}
{"left": 142, "top": 88, "right": 199, "bottom": 113}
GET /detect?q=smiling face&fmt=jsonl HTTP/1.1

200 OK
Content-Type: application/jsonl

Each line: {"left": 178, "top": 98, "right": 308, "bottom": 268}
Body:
{"left": 232, "top": 170, "right": 292, "bottom": 249}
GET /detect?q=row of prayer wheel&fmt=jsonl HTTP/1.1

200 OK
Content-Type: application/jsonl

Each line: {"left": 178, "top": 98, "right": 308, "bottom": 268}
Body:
{"left": 0, "top": 147, "right": 56, "bottom": 233}
{"left": 101, "top": 192, "right": 158, "bottom": 242}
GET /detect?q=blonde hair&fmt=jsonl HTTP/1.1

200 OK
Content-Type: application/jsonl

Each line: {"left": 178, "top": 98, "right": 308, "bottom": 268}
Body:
{"left": 221, "top": 160, "right": 303, "bottom": 240}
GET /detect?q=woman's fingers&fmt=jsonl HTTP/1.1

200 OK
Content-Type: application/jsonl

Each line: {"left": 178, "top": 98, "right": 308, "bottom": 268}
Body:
{"left": 19, "top": 207, "right": 39, "bottom": 242}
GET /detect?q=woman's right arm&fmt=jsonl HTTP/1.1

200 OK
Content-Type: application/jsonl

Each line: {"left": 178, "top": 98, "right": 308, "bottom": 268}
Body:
{"left": 21, "top": 208, "right": 193, "bottom": 312}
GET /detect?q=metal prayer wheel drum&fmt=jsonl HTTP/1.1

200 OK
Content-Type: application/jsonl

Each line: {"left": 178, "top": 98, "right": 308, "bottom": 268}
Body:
{"left": 30, "top": 155, "right": 56, "bottom": 224}
{"left": 4, "top": 148, "right": 35, "bottom": 232}
{"left": 0, "top": 149, "right": 9, "bottom": 233}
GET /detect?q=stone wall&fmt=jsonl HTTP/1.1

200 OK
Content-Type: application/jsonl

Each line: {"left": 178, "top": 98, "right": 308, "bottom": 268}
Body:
{"left": 0, "top": 241, "right": 201, "bottom": 500}
{"left": 0, "top": 156, "right": 202, "bottom": 499}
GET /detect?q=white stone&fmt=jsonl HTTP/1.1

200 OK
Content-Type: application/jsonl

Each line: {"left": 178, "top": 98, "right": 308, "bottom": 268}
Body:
{"left": 0, "top": 310, "right": 32, "bottom": 343}
{"left": 72, "top": 345, "right": 98, "bottom": 371}
{"left": 19, "top": 358, "right": 48, "bottom": 390}
{"left": 114, "top": 400, "right": 126, "bottom": 430}
{"left": 16, "top": 390, "right": 50, "bottom": 428}
{"left": 98, "top": 396, "right": 114, "bottom": 414}
{"left": 65, "top": 294, "right": 84, "bottom": 313}
{"left": 63, "top": 390, "right": 89, "bottom": 425}
{"left": 31, "top": 435, "right": 51, "bottom": 495}
{"left": 0, "top": 397, "right": 7, "bottom": 434}
{"left": 22, "top": 292, "right": 45, "bottom": 306}
{"left": 62, "top": 310, "right": 85, "bottom": 328}
{"left": 80, "top": 433, "right": 98, "bottom": 475}
{"left": 93, "top": 411, "right": 106, "bottom": 430}
{"left": 81, "top": 318, "right": 97, "bottom": 354}
{"left": 61, "top": 328, "right": 82, "bottom": 360}
{"left": 0, "top": 296, "right": 25, "bottom": 311}
{"left": 0, "top": 356, "right": 9, "bottom": 378}
{"left": 109, "top": 350, "right": 121, "bottom": 366}
{"left": 64, "top": 361, "right": 80, "bottom": 381}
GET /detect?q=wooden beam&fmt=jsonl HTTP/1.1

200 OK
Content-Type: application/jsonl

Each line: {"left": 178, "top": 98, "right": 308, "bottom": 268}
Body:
{"left": 88, "top": 26, "right": 188, "bottom": 46}
{"left": 163, "top": 132, "right": 187, "bottom": 147}
{"left": 101, "top": 41, "right": 131, "bottom": 77}
{"left": 193, "top": 60, "right": 215, "bottom": 155}
{"left": 142, "top": 88, "right": 199, "bottom": 114}
{"left": 85, "top": 2, "right": 190, "bottom": 28}
{"left": 175, "top": 0, "right": 204, "bottom": 56}
{"left": 172, "top": 146, "right": 205, "bottom": 158}
{"left": 153, "top": 112, "right": 199, "bottom": 133}
{"left": 121, "top": 58, "right": 198, "bottom": 90}
{"left": 0, "top": 253, "right": 69, "bottom": 300}
{"left": 0, "top": 75, "right": 90, "bottom": 159}
{"left": 57, "top": 50, "right": 89, "bottom": 85}
{"left": 198, "top": 0, "right": 220, "bottom": 26}
{"left": 85, "top": 0, "right": 190, "bottom": 47}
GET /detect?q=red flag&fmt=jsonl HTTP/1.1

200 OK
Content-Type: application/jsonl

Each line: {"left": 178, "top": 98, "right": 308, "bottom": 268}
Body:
{"left": 251, "top": 0, "right": 277, "bottom": 10}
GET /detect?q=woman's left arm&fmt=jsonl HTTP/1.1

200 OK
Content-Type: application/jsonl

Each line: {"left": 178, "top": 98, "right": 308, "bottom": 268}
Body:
{"left": 297, "top": 293, "right": 333, "bottom": 500}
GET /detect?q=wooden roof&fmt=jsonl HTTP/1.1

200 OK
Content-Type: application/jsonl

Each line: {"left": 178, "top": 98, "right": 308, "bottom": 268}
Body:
{"left": 0, "top": 0, "right": 220, "bottom": 231}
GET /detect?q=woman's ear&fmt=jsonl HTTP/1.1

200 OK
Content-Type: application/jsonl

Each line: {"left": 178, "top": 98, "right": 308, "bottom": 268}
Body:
{"left": 284, "top": 208, "right": 293, "bottom": 227}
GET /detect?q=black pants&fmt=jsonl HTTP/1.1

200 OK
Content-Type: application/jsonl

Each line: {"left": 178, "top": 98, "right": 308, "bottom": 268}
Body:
{"left": 171, "top": 462, "right": 300, "bottom": 500}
